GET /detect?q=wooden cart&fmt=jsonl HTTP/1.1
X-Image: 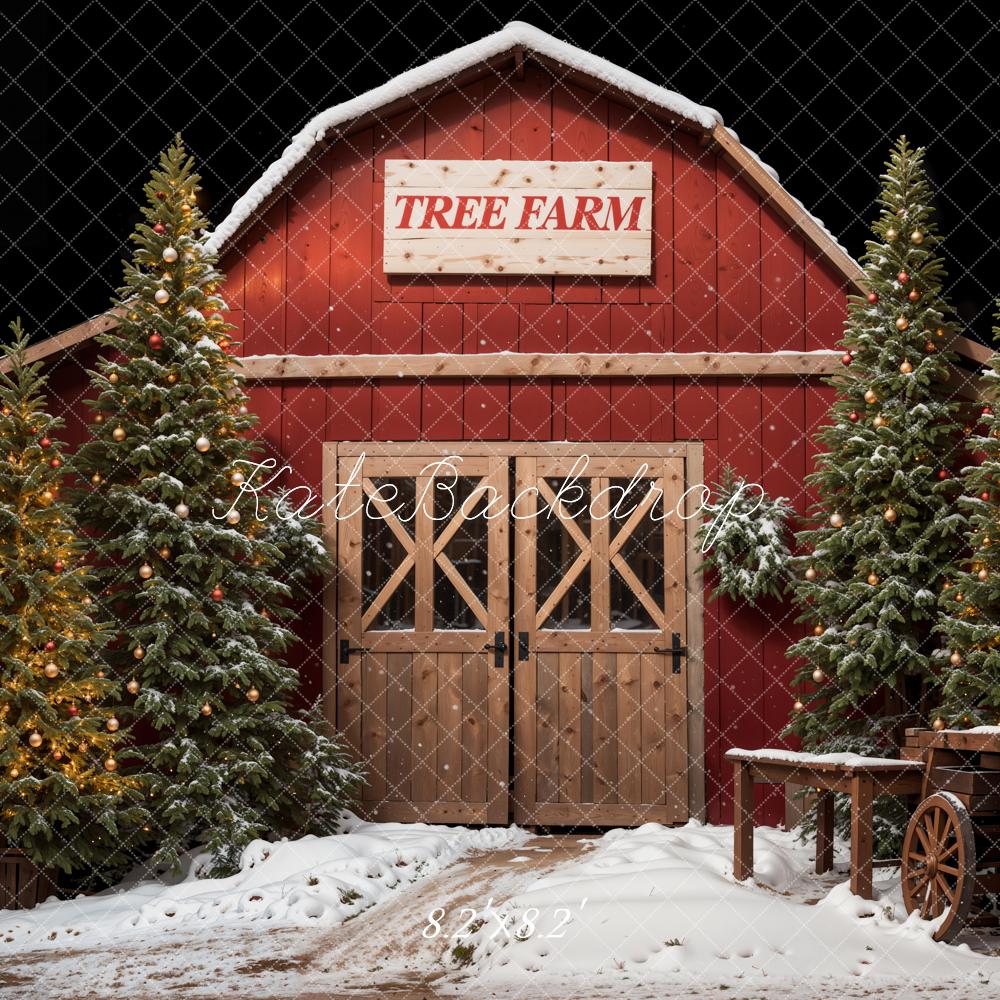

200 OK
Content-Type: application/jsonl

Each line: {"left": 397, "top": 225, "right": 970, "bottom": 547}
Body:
{"left": 898, "top": 727, "right": 1000, "bottom": 942}
{"left": 727, "top": 729, "right": 1000, "bottom": 943}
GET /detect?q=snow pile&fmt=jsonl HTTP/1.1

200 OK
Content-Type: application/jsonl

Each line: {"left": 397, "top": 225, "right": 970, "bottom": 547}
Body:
{"left": 465, "top": 821, "right": 996, "bottom": 987}
{"left": 727, "top": 747, "right": 922, "bottom": 769}
{"left": 0, "top": 818, "right": 528, "bottom": 948}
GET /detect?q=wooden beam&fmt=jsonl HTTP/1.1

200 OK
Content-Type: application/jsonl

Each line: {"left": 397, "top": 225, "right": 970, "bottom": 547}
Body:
{"left": 236, "top": 350, "right": 844, "bottom": 380}
{"left": 0, "top": 309, "right": 123, "bottom": 375}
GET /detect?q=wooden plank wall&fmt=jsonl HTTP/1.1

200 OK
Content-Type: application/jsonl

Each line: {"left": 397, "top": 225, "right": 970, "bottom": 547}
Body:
{"left": 44, "top": 61, "right": 852, "bottom": 827}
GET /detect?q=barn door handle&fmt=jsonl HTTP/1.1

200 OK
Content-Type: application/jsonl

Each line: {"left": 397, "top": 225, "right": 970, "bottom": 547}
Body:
{"left": 517, "top": 631, "right": 530, "bottom": 662}
{"left": 482, "top": 631, "right": 507, "bottom": 668}
{"left": 339, "top": 639, "right": 369, "bottom": 664}
{"left": 654, "top": 633, "right": 687, "bottom": 674}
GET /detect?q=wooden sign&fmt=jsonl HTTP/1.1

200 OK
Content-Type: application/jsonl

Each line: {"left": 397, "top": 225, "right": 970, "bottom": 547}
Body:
{"left": 382, "top": 160, "right": 652, "bottom": 276}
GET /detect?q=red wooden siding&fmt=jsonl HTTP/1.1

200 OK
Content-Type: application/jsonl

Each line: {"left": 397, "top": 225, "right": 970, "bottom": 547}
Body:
{"left": 43, "top": 62, "right": 852, "bottom": 828}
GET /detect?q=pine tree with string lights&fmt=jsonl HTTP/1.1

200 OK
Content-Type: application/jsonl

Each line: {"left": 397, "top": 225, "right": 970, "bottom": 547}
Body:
{"left": 936, "top": 304, "right": 1000, "bottom": 729}
{"left": 72, "top": 135, "right": 361, "bottom": 875}
{"left": 785, "top": 139, "right": 969, "bottom": 849}
{"left": 0, "top": 321, "right": 148, "bottom": 880}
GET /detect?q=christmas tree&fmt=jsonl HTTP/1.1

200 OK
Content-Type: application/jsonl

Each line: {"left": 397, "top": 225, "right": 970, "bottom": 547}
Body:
{"left": 72, "top": 135, "right": 361, "bottom": 875}
{"left": 0, "top": 320, "right": 148, "bottom": 878}
{"left": 786, "top": 138, "right": 967, "bottom": 848}
{"left": 936, "top": 303, "right": 1000, "bottom": 727}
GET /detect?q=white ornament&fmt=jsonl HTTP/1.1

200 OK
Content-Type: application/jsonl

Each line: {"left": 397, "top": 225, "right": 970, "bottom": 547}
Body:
{"left": 162, "top": 246, "right": 178, "bottom": 263}
{"left": 230, "top": 471, "right": 245, "bottom": 486}
{"left": 226, "top": 510, "right": 241, "bottom": 525}
{"left": 195, "top": 436, "right": 211, "bottom": 453}
{"left": 238, "top": 405, "right": 248, "bottom": 415}
{"left": 154, "top": 288, "right": 169, "bottom": 304}
{"left": 174, "top": 502, "right": 190, "bottom": 519}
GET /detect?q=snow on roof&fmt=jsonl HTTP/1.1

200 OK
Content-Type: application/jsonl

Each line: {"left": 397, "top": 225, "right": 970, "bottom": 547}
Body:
{"left": 203, "top": 21, "right": 852, "bottom": 266}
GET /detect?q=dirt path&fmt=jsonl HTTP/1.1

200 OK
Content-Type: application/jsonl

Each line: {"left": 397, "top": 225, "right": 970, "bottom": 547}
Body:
{"left": 0, "top": 836, "right": 592, "bottom": 1000}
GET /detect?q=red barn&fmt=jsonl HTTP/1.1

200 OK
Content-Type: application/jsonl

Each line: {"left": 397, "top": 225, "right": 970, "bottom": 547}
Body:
{"left": 12, "top": 22, "right": 986, "bottom": 830}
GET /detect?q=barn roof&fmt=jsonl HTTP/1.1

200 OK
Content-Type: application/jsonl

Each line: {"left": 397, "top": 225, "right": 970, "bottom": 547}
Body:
{"left": 6, "top": 20, "right": 989, "bottom": 370}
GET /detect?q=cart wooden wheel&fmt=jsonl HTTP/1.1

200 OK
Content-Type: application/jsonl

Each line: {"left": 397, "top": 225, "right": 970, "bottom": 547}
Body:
{"left": 901, "top": 791, "right": 976, "bottom": 942}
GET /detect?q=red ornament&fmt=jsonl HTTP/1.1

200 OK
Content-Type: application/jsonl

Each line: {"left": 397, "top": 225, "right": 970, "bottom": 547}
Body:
{"left": 50, "top": 457, "right": 61, "bottom": 469}
{"left": 983, "top": 406, "right": 994, "bottom": 418}
{"left": 44, "top": 640, "right": 57, "bottom": 652}
{"left": 153, "top": 223, "right": 166, "bottom": 234}
{"left": 938, "top": 469, "right": 950, "bottom": 480}
{"left": 39, "top": 437, "right": 51, "bottom": 448}
{"left": 897, "top": 271, "right": 909, "bottom": 284}
{"left": 908, "top": 289, "right": 921, "bottom": 302}
{"left": 982, "top": 492, "right": 992, "bottom": 502}
{"left": 148, "top": 333, "right": 164, "bottom": 351}
{"left": 68, "top": 705, "right": 78, "bottom": 717}
{"left": 841, "top": 352, "right": 853, "bottom": 366}
{"left": 866, "top": 292, "right": 878, "bottom": 305}
{"left": 848, "top": 410, "right": 860, "bottom": 422}
{"left": 53, "top": 560, "right": 64, "bottom": 573}
{"left": 155, "top": 191, "right": 166, "bottom": 200}
{"left": 211, "top": 587, "right": 224, "bottom": 602}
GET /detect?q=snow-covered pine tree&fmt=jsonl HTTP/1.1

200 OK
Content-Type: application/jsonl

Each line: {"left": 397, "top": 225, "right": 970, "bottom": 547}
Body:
{"left": 786, "top": 137, "right": 967, "bottom": 800}
{"left": 72, "top": 135, "right": 360, "bottom": 875}
{"left": 696, "top": 466, "right": 793, "bottom": 606}
{"left": 936, "top": 303, "right": 1000, "bottom": 727}
{"left": 0, "top": 321, "right": 148, "bottom": 879}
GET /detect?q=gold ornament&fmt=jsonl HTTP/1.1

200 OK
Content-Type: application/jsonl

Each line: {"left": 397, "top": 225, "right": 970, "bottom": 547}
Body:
{"left": 792, "top": 698, "right": 805, "bottom": 713}
{"left": 200, "top": 702, "right": 213, "bottom": 716}
{"left": 195, "top": 436, "right": 211, "bottom": 453}
{"left": 91, "top": 473, "right": 102, "bottom": 485}
{"left": 830, "top": 512, "right": 844, "bottom": 528}
{"left": 805, "top": 566, "right": 817, "bottom": 582}
{"left": 166, "top": 373, "right": 177, "bottom": 384}
{"left": 133, "top": 646, "right": 145, "bottom": 660}
{"left": 873, "top": 415, "right": 886, "bottom": 428}
{"left": 950, "top": 651, "right": 963, "bottom": 666}
{"left": 127, "top": 678, "right": 141, "bottom": 694}
{"left": 979, "top": 568, "right": 990, "bottom": 581}
{"left": 138, "top": 563, "right": 153, "bottom": 580}
{"left": 896, "top": 316, "right": 909, "bottom": 332}
{"left": 899, "top": 360, "right": 913, "bottom": 374}
{"left": 106, "top": 717, "right": 120, "bottom": 733}
{"left": 28, "top": 732, "right": 42, "bottom": 748}
{"left": 44, "top": 662, "right": 59, "bottom": 679}
{"left": 159, "top": 546, "right": 171, "bottom": 559}
{"left": 108, "top": 373, "right": 119, "bottom": 384}
{"left": 867, "top": 573, "right": 879, "bottom": 586}
{"left": 247, "top": 687, "right": 260, "bottom": 703}
{"left": 112, "top": 427, "right": 126, "bottom": 442}
{"left": 104, "top": 757, "right": 118, "bottom": 772}
{"left": 925, "top": 341, "right": 936, "bottom": 353}
{"left": 886, "top": 227, "right": 898, "bottom": 241}
{"left": 812, "top": 668, "right": 826, "bottom": 684}
{"left": 813, "top": 624, "right": 825, "bottom": 636}
{"left": 911, "top": 230, "right": 924, "bottom": 245}
{"left": 864, "top": 390, "right": 878, "bottom": 406}
{"left": 932, "top": 716, "right": 946, "bottom": 732}
{"left": 884, "top": 507, "right": 897, "bottom": 522}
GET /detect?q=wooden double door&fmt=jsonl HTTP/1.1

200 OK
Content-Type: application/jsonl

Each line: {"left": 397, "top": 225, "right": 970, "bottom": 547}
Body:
{"left": 328, "top": 443, "right": 696, "bottom": 827}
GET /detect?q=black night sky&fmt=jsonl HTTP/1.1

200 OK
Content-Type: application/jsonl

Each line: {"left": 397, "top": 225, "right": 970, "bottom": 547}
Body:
{"left": 3, "top": 1, "right": 999, "bottom": 346}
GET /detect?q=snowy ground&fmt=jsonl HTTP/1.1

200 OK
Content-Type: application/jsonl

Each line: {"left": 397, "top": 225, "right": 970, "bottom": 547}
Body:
{"left": 3, "top": 819, "right": 1000, "bottom": 998}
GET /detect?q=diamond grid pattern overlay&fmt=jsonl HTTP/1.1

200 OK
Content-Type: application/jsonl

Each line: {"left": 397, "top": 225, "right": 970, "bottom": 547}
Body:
{"left": 5, "top": 9, "right": 1000, "bottom": 996}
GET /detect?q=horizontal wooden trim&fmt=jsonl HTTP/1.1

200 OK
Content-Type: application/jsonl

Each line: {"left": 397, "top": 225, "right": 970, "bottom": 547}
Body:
{"left": 336, "top": 441, "right": 693, "bottom": 458}
{"left": 237, "top": 350, "right": 843, "bottom": 380}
